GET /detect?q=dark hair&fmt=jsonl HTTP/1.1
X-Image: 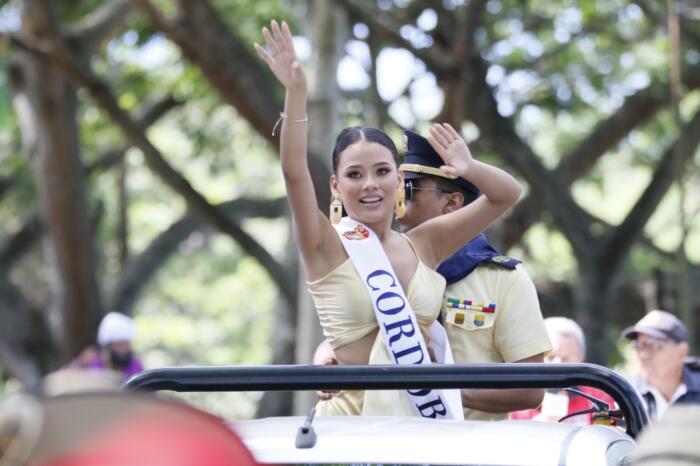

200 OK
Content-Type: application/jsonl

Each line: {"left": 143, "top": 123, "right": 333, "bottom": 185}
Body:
{"left": 332, "top": 126, "right": 399, "bottom": 173}
{"left": 431, "top": 175, "right": 480, "bottom": 206}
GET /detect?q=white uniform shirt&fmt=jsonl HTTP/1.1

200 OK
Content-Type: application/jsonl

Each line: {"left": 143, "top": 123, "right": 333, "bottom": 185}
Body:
{"left": 631, "top": 375, "right": 687, "bottom": 421}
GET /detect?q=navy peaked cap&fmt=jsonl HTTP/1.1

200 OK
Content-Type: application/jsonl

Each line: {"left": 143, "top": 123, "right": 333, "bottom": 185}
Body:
{"left": 401, "top": 129, "right": 479, "bottom": 196}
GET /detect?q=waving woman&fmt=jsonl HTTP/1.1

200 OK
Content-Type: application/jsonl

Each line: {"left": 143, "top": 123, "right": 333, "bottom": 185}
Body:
{"left": 255, "top": 20, "right": 521, "bottom": 417}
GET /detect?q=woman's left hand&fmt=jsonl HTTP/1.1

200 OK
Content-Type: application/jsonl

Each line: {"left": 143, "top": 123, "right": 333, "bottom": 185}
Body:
{"left": 427, "top": 123, "right": 473, "bottom": 178}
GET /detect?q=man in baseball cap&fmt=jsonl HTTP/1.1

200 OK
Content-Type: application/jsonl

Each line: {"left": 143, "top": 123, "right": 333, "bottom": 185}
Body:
{"left": 623, "top": 310, "right": 700, "bottom": 420}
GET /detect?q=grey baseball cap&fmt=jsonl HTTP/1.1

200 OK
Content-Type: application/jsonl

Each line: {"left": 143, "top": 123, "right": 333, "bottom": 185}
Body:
{"left": 622, "top": 310, "right": 688, "bottom": 343}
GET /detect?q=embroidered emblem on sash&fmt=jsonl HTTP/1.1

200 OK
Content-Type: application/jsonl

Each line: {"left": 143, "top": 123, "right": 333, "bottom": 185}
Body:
{"left": 342, "top": 225, "right": 370, "bottom": 241}
{"left": 446, "top": 297, "right": 496, "bottom": 314}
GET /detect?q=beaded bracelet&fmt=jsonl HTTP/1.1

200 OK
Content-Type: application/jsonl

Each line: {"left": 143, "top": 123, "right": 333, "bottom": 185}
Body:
{"left": 272, "top": 112, "right": 308, "bottom": 136}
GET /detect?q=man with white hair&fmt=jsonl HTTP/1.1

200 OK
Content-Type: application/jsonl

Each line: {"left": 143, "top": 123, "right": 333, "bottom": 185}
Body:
{"left": 73, "top": 311, "right": 144, "bottom": 380}
{"left": 542, "top": 317, "right": 586, "bottom": 363}
{"left": 510, "top": 316, "right": 615, "bottom": 424}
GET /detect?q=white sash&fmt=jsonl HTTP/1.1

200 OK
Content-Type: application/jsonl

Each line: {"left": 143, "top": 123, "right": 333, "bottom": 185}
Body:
{"left": 333, "top": 217, "right": 463, "bottom": 420}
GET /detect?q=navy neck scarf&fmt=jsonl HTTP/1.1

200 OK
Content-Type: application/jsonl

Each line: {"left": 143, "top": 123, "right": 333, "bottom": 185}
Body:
{"left": 437, "top": 234, "right": 520, "bottom": 285}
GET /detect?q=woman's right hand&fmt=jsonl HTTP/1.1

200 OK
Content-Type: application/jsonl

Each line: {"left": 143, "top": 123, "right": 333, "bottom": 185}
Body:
{"left": 254, "top": 20, "right": 306, "bottom": 91}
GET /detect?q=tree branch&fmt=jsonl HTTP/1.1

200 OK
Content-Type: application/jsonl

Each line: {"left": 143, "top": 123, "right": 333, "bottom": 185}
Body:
{"left": 9, "top": 32, "right": 297, "bottom": 306}
{"left": 365, "top": 22, "right": 389, "bottom": 128}
{"left": 132, "top": 0, "right": 280, "bottom": 144}
{"left": 66, "top": 0, "right": 133, "bottom": 54}
{"left": 131, "top": 0, "right": 332, "bottom": 209}
{"left": 338, "top": 0, "right": 455, "bottom": 73}
{"left": 0, "top": 214, "right": 42, "bottom": 274}
{"left": 602, "top": 108, "right": 700, "bottom": 273}
{"left": 0, "top": 176, "right": 13, "bottom": 201}
{"left": 461, "top": 54, "right": 593, "bottom": 255}
{"left": 461, "top": 0, "right": 487, "bottom": 55}
{"left": 0, "top": 93, "right": 182, "bottom": 274}
{"left": 0, "top": 279, "right": 43, "bottom": 389}
{"left": 86, "top": 94, "right": 183, "bottom": 173}
{"left": 501, "top": 67, "right": 700, "bottom": 248}
{"left": 110, "top": 197, "right": 289, "bottom": 312}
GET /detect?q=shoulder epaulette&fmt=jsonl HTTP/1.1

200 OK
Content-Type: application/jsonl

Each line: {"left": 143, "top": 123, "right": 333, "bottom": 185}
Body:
{"left": 485, "top": 255, "right": 520, "bottom": 269}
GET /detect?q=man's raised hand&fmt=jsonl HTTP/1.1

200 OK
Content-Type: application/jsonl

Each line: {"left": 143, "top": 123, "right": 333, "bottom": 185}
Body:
{"left": 427, "top": 123, "right": 473, "bottom": 179}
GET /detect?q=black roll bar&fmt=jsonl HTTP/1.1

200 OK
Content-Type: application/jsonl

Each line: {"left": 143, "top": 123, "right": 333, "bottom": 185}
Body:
{"left": 124, "top": 363, "right": 648, "bottom": 438}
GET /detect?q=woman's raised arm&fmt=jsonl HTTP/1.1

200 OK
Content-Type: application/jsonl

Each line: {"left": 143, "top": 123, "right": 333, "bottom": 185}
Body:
{"left": 254, "top": 21, "right": 331, "bottom": 261}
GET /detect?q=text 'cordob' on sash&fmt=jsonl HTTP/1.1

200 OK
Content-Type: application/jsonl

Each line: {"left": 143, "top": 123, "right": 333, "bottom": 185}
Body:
{"left": 334, "top": 217, "right": 463, "bottom": 420}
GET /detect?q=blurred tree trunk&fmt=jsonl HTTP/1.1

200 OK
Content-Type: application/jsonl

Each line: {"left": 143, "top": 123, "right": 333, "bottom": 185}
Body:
{"left": 117, "top": 158, "right": 129, "bottom": 270}
{"left": 292, "top": 0, "right": 347, "bottom": 415}
{"left": 256, "top": 243, "right": 299, "bottom": 417}
{"left": 656, "top": 265, "right": 700, "bottom": 354}
{"left": 667, "top": 0, "right": 694, "bottom": 351}
{"left": 10, "top": 0, "right": 101, "bottom": 362}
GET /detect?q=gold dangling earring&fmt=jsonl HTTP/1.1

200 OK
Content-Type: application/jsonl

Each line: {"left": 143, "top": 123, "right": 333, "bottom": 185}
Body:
{"left": 330, "top": 192, "right": 343, "bottom": 224}
{"left": 395, "top": 184, "right": 406, "bottom": 219}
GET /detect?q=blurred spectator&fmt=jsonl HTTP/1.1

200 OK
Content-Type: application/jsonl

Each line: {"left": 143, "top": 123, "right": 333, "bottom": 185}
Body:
{"left": 73, "top": 312, "right": 144, "bottom": 380}
{"left": 623, "top": 310, "right": 700, "bottom": 421}
{"left": 510, "top": 317, "right": 616, "bottom": 424}
{"left": 627, "top": 404, "right": 700, "bottom": 466}
{"left": 43, "top": 367, "right": 123, "bottom": 396}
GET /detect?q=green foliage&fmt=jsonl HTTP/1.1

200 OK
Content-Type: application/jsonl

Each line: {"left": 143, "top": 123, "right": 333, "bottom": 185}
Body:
{"left": 212, "top": 0, "right": 291, "bottom": 45}
{"left": 3, "top": 0, "right": 700, "bottom": 392}
{"left": 132, "top": 239, "right": 282, "bottom": 418}
{"left": 515, "top": 223, "right": 576, "bottom": 281}
{"left": 136, "top": 250, "right": 277, "bottom": 366}
{"left": 0, "top": 57, "right": 12, "bottom": 128}
{"left": 79, "top": 23, "right": 288, "bottom": 396}
{"left": 56, "top": 0, "right": 105, "bottom": 23}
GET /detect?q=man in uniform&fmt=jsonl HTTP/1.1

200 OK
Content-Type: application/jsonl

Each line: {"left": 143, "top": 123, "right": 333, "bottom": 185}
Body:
{"left": 315, "top": 129, "right": 551, "bottom": 419}
{"left": 399, "top": 129, "right": 551, "bottom": 419}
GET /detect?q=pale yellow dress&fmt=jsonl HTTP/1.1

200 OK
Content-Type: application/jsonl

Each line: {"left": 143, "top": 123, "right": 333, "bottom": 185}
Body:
{"left": 307, "top": 236, "right": 445, "bottom": 416}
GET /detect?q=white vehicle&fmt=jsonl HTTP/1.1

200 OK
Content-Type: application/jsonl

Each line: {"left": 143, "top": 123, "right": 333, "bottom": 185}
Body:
{"left": 237, "top": 414, "right": 635, "bottom": 466}
{"left": 126, "top": 363, "right": 648, "bottom": 466}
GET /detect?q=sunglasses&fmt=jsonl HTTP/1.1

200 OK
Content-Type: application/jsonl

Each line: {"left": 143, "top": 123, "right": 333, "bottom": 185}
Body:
{"left": 630, "top": 338, "right": 671, "bottom": 352}
{"left": 404, "top": 180, "right": 454, "bottom": 201}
